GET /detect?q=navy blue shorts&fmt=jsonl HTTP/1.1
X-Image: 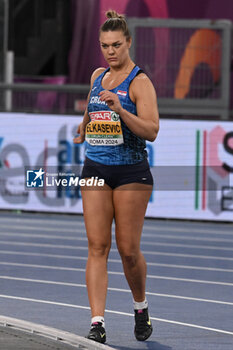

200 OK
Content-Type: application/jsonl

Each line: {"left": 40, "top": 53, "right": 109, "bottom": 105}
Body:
{"left": 81, "top": 157, "right": 153, "bottom": 190}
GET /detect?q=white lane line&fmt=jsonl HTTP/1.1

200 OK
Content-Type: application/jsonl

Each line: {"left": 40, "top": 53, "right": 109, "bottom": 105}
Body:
{"left": 111, "top": 260, "right": 233, "bottom": 273}
{"left": 0, "top": 294, "right": 233, "bottom": 336}
{"left": 0, "top": 232, "right": 87, "bottom": 241}
{"left": 1, "top": 232, "right": 233, "bottom": 252}
{"left": 1, "top": 275, "right": 233, "bottom": 306}
{"left": 142, "top": 232, "right": 233, "bottom": 244}
{"left": 0, "top": 275, "right": 88, "bottom": 287}
{"left": 0, "top": 216, "right": 85, "bottom": 227}
{"left": 1, "top": 216, "right": 233, "bottom": 235}
{"left": 0, "top": 224, "right": 84, "bottom": 234}
{"left": 143, "top": 224, "right": 233, "bottom": 235}
{"left": 149, "top": 317, "right": 233, "bottom": 336}
{"left": 1, "top": 234, "right": 233, "bottom": 253}
{"left": 0, "top": 241, "right": 87, "bottom": 249}
{"left": 141, "top": 251, "right": 233, "bottom": 261}
{"left": 0, "top": 250, "right": 84, "bottom": 259}
{"left": 1, "top": 221, "right": 233, "bottom": 245}
{"left": 0, "top": 250, "right": 233, "bottom": 273}
{"left": 0, "top": 261, "right": 87, "bottom": 272}
{"left": 2, "top": 228, "right": 233, "bottom": 244}
{"left": 0, "top": 261, "right": 233, "bottom": 286}
{"left": 140, "top": 241, "right": 233, "bottom": 252}
{"left": 1, "top": 240, "right": 233, "bottom": 262}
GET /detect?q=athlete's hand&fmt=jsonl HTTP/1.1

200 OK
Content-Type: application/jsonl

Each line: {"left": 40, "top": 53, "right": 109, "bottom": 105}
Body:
{"left": 73, "top": 123, "right": 85, "bottom": 144}
{"left": 99, "top": 90, "right": 123, "bottom": 114}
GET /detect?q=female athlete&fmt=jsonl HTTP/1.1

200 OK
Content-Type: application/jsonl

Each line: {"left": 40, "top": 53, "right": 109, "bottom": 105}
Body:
{"left": 74, "top": 9, "right": 159, "bottom": 344}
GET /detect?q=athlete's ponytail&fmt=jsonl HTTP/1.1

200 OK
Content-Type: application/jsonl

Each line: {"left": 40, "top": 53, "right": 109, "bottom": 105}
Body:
{"left": 100, "top": 10, "right": 131, "bottom": 41}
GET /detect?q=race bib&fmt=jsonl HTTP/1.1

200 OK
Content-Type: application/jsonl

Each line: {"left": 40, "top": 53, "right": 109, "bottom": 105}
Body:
{"left": 85, "top": 110, "right": 124, "bottom": 146}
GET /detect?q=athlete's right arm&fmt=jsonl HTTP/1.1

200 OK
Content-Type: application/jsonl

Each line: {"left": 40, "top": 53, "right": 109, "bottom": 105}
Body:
{"left": 73, "top": 68, "right": 106, "bottom": 144}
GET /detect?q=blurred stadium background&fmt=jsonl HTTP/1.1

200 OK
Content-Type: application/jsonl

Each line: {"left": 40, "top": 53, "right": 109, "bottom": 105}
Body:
{"left": 0, "top": 0, "right": 232, "bottom": 221}
{"left": 0, "top": 1, "right": 233, "bottom": 349}
{"left": 0, "top": 0, "right": 233, "bottom": 118}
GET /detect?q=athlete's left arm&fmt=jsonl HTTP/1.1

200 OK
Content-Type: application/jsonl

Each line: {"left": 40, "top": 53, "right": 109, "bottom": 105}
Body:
{"left": 99, "top": 74, "right": 159, "bottom": 142}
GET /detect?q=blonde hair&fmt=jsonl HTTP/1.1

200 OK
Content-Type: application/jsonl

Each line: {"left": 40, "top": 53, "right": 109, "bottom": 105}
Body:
{"left": 100, "top": 10, "right": 131, "bottom": 41}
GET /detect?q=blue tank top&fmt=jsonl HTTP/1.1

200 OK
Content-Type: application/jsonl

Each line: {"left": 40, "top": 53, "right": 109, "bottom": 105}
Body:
{"left": 85, "top": 65, "right": 147, "bottom": 165}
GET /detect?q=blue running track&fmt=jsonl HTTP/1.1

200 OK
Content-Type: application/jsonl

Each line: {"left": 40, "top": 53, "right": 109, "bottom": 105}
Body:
{"left": 0, "top": 211, "right": 233, "bottom": 350}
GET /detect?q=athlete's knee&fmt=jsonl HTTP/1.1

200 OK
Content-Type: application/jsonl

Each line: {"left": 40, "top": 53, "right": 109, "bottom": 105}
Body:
{"left": 88, "top": 241, "right": 111, "bottom": 258}
{"left": 122, "top": 254, "right": 138, "bottom": 268}
{"left": 118, "top": 248, "right": 139, "bottom": 268}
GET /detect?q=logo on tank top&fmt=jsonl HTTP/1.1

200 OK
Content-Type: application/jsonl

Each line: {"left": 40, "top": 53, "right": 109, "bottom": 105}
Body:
{"left": 90, "top": 96, "right": 106, "bottom": 105}
{"left": 90, "top": 111, "right": 111, "bottom": 121}
{"left": 117, "top": 90, "right": 127, "bottom": 97}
